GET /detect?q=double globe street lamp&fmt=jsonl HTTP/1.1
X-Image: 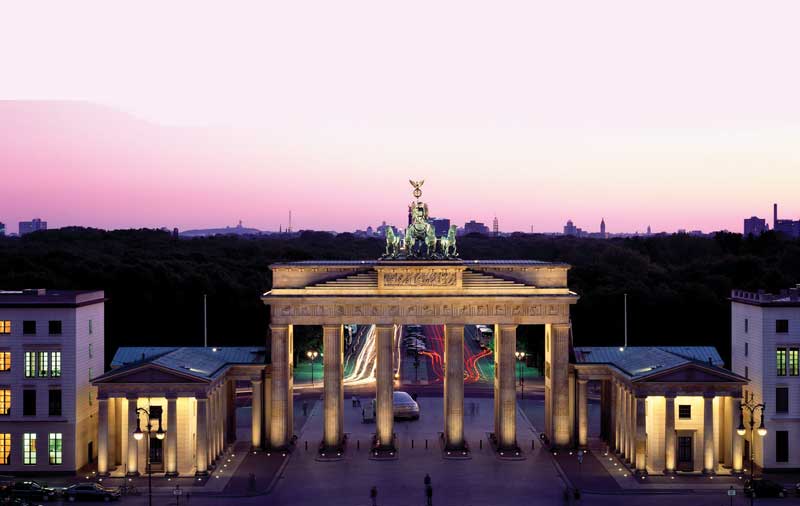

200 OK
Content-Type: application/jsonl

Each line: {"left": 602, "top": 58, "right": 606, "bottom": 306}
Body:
{"left": 515, "top": 351, "right": 526, "bottom": 400}
{"left": 737, "top": 398, "right": 766, "bottom": 505}
{"left": 133, "top": 407, "right": 165, "bottom": 506}
{"left": 306, "top": 350, "right": 319, "bottom": 386}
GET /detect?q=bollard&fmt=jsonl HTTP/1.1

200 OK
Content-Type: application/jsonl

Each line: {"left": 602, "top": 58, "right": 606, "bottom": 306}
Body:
{"left": 411, "top": 440, "right": 414, "bottom": 449}
{"left": 305, "top": 441, "right": 308, "bottom": 451}
{"left": 531, "top": 440, "right": 535, "bottom": 450}
{"left": 425, "top": 439, "right": 428, "bottom": 449}
{"left": 357, "top": 440, "right": 360, "bottom": 450}
{"left": 479, "top": 439, "right": 482, "bottom": 450}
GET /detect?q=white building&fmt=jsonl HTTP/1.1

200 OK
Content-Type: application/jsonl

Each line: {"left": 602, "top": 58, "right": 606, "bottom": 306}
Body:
{"left": 731, "top": 286, "right": 800, "bottom": 471}
{"left": 0, "top": 289, "right": 105, "bottom": 473}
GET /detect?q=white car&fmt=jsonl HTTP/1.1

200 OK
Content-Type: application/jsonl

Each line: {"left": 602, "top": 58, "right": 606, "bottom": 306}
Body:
{"left": 393, "top": 391, "right": 420, "bottom": 420}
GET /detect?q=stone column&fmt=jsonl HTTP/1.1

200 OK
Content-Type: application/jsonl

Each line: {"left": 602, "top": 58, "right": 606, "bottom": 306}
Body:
{"left": 620, "top": 387, "right": 629, "bottom": 460}
{"left": 731, "top": 396, "right": 744, "bottom": 473}
{"left": 547, "top": 323, "right": 571, "bottom": 448}
{"left": 627, "top": 389, "right": 635, "bottom": 463}
{"left": 702, "top": 394, "right": 715, "bottom": 474}
{"left": 375, "top": 324, "right": 395, "bottom": 449}
{"left": 634, "top": 394, "right": 647, "bottom": 474}
{"left": 262, "top": 374, "right": 270, "bottom": 448}
{"left": 664, "top": 394, "right": 676, "bottom": 473}
{"left": 614, "top": 383, "right": 622, "bottom": 453}
{"left": 251, "top": 379, "right": 263, "bottom": 449}
{"left": 323, "top": 324, "right": 344, "bottom": 450}
{"left": 166, "top": 396, "right": 178, "bottom": 476}
{"left": 126, "top": 397, "right": 139, "bottom": 476}
{"left": 210, "top": 389, "right": 218, "bottom": 460}
{"left": 495, "top": 324, "right": 518, "bottom": 450}
{"left": 577, "top": 378, "right": 588, "bottom": 449}
{"left": 269, "top": 325, "right": 293, "bottom": 449}
{"left": 97, "top": 397, "right": 109, "bottom": 476}
{"left": 444, "top": 324, "right": 465, "bottom": 450}
{"left": 196, "top": 396, "right": 209, "bottom": 475}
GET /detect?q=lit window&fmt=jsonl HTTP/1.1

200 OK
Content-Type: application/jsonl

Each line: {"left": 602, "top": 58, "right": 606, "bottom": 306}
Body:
{"left": 790, "top": 349, "right": 799, "bottom": 377}
{"left": 23, "top": 433, "right": 36, "bottom": 465}
{"left": 0, "top": 321, "right": 10, "bottom": 334}
{"left": 678, "top": 405, "right": 692, "bottom": 419}
{"left": 0, "top": 433, "right": 9, "bottom": 465}
{"left": 777, "top": 348, "right": 787, "bottom": 376}
{"left": 0, "top": 389, "right": 9, "bottom": 415}
{"left": 48, "top": 433, "right": 62, "bottom": 465}
{"left": 24, "top": 352, "right": 35, "bottom": 378}
{"left": 37, "top": 352, "right": 49, "bottom": 377}
{"left": 50, "top": 352, "right": 61, "bottom": 378}
{"left": 0, "top": 352, "right": 9, "bottom": 372}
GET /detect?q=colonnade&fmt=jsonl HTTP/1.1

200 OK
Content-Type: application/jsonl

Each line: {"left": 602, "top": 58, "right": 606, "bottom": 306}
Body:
{"left": 96, "top": 381, "right": 235, "bottom": 477}
{"left": 268, "top": 322, "right": 553, "bottom": 454}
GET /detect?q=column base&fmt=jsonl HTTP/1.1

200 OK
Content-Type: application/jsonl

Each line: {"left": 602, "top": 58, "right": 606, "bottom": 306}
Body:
{"left": 488, "top": 432, "right": 524, "bottom": 460}
{"left": 369, "top": 434, "right": 398, "bottom": 460}
{"left": 731, "top": 469, "right": 745, "bottom": 475}
{"left": 662, "top": 468, "right": 676, "bottom": 475}
{"left": 125, "top": 471, "right": 140, "bottom": 478}
{"left": 635, "top": 469, "right": 648, "bottom": 477}
{"left": 317, "top": 434, "right": 347, "bottom": 461}
{"left": 165, "top": 471, "right": 179, "bottom": 478}
{"left": 440, "top": 433, "right": 470, "bottom": 460}
{"left": 97, "top": 472, "right": 110, "bottom": 478}
{"left": 195, "top": 470, "right": 209, "bottom": 477}
{"left": 702, "top": 468, "right": 716, "bottom": 475}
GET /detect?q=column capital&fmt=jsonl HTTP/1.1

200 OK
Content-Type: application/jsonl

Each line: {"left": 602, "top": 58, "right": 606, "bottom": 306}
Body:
{"left": 97, "top": 393, "right": 109, "bottom": 401}
{"left": 195, "top": 395, "right": 208, "bottom": 402}
{"left": 703, "top": 392, "right": 716, "bottom": 399}
{"left": 126, "top": 394, "right": 138, "bottom": 401}
{"left": 577, "top": 378, "right": 588, "bottom": 385}
{"left": 165, "top": 393, "right": 179, "bottom": 400}
{"left": 664, "top": 391, "right": 677, "bottom": 399}
{"left": 635, "top": 393, "right": 647, "bottom": 400}
{"left": 251, "top": 378, "right": 263, "bottom": 385}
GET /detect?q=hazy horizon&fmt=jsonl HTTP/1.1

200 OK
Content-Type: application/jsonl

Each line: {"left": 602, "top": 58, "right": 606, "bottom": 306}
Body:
{"left": 2, "top": 2, "right": 799, "bottom": 233}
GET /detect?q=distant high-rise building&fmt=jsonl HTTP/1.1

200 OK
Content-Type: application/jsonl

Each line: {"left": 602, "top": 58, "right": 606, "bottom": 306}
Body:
{"left": 647, "top": 225, "right": 651, "bottom": 236}
{"left": 463, "top": 220, "right": 490, "bottom": 235}
{"left": 492, "top": 216, "right": 499, "bottom": 236}
{"left": 772, "top": 203, "right": 800, "bottom": 238}
{"left": 19, "top": 218, "right": 47, "bottom": 236}
{"left": 563, "top": 220, "right": 582, "bottom": 237}
{"left": 0, "top": 222, "right": 5, "bottom": 236}
{"left": 743, "top": 216, "right": 768, "bottom": 236}
{"left": 600, "top": 218, "right": 606, "bottom": 238}
{"left": 428, "top": 218, "right": 451, "bottom": 236}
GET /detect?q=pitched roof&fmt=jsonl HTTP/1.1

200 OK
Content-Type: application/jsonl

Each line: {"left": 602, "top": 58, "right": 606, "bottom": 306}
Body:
{"left": 106, "top": 346, "right": 266, "bottom": 381}
{"left": 573, "top": 346, "right": 728, "bottom": 380}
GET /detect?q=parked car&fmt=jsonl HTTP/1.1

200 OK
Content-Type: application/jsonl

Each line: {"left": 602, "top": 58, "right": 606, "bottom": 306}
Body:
{"left": 744, "top": 478, "right": 787, "bottom": 498}
{"left": 795, "top": 481, "right": 800, "bottom": 496}
{"left": 64, "top": 483, "right": 121, "bottom": 502}
{"left": 393, "top": 391, "right": 420, "bottom": 420}
{"left": 362, "top": 399, "right": 376, "bottom": 423}
{"left": 9, "top": 481, "right": 57, "bottom": 502}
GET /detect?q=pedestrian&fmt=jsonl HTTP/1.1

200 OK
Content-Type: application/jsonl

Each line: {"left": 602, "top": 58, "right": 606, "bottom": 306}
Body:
{"left": 302, "top": 400, "right": 308, "bottom": 417}
{"left": 248, "top": 472, "right": 256, "bottom": 493}
{"left": 424, "top": 473, "right": 431, "bottom": 487}
{"left": 370, "top": 485, "right": 378, "bottom": 506}
{"left": 425, "top": 484, "right": 433, "bottom": 506}
{"left": 352, "top": 395, "right": 357, "bottom": 407}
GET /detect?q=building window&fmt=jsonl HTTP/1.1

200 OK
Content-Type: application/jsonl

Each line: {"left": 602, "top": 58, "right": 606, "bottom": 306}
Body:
{"left": 22, "top": 321, "right": 36, "bottom": 335}
{"left": 24, "top": 352, "right": 35, "bottom": 378}
{"left": 48, "top": 320, "right": 61, "bottom": 335}
{"left": 776, "top": 387, "right": 789, "bottom": 413}
{"left": 23, "top": 390, "right": 36, "bottom": 416}
{"left": 50, "top": 352, "right": 61, "bottom": 378}
{"left": 744, "top": 318, "right": 749, "bottom": 333}
{"left": 0, "top": 352, "right": 9, "bottom": 372}
{"left": 0, "top": 389, "right": 9, "bottom": 415}
{"left": 23, "top": 433, "right": 36, "bottom": 465}
{"left": 778, "top": 348, "right": 787, "bottom": 376}
{"left": 37, "top": 352, "right": 49, "bottom": 377}
{"left": 48, "top": 433, "right": 62, "bottom": 465}
{"left": 776, "top": 319, "right": 789, "bottom": 333}
{"left": 88, "top": 319, "right": 93, "bottom": 335}
{"left": 0, "top": 433, "right": 9, "bottom": 465}
{"left": 88, "top": 368, "right": 93, "bottom": 381}
{"left": 48, "top": 390, "right": 61, "bottom": 416}
{"left": 678, "top": 405, "right": 692, "bottom": 419}
{"left": 0, "top": 321, "right": 10, "bottom": 334}
{"left": 790, "top": 348, "right": 799, "bottom": 376}
{"left": 776, "top": 431, "right": 789, "bottom": 463}
{"left": 88, "top": 343, "right": 93, "bottom": 359}
{"left": 745, "top": 366, "right": 749, "bottom": 379}
{"left": 745, "top": 342, "right": 749, "bottom": 357}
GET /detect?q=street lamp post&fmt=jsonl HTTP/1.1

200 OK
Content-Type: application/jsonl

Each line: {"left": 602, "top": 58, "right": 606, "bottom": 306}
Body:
{"left": 133, "top": 407, "right": 165, "bottom": 506}
{"left": 515, "top": 351, "right": 526, "bottom": 400}
{"left": 306, "top": 350, "right": 319, "bottom": 386}
{"left": 737, "top": 399, "right": 767, "bottom": 506}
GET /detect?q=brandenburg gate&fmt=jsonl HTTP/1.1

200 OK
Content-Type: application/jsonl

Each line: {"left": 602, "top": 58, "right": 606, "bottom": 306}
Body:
{"left": 262, "top": 181, "right": 579, "bottom": 456}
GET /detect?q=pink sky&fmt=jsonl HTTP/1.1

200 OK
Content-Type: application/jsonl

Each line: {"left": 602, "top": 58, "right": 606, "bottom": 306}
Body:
{"left": 1, "top": 1, "right": 799, "bottom": 234}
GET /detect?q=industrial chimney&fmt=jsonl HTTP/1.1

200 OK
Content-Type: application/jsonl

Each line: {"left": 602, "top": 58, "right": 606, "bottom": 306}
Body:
{"left": 774, "top": 203, "right": 778, "bottom": 229}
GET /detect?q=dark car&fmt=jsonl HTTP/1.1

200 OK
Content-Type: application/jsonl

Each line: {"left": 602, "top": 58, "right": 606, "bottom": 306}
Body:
{"left": 744, "top": 478, "right": 787, "bottom": 498}
{"left": 9, "top": 481, "right": 57, "bottom": 502}
{"left": 64, "top": 483, "right": 121, "bottom": 502}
